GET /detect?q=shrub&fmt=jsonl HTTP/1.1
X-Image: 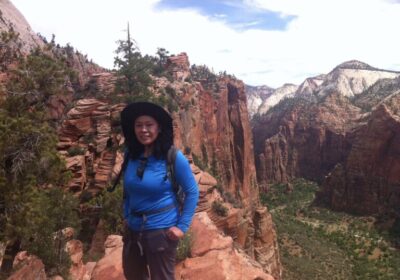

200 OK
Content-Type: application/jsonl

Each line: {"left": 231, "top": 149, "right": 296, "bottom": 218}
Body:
{"left": 212, "top": 201, "right": 228, "bottom": 217}
{"left": 176, "top": 232, "right": 192, "bottom": 262}
{"left": 165, "top": 85, "right": 176, "bottom": 97}
{"left": 67, "top": 146, "right": 85, "bottom": 156}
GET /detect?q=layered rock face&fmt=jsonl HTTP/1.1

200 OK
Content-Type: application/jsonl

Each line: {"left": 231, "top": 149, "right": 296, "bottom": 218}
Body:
{"left": 245, "top": 85, "right": 275, "bottom": 117}
{"left": 0, "top": 0, "right": 105, "bottom": 121}
{"left": 253, "top": 60, "right": 400, "bottom": 218}
{"left": 166, "top": 52, "right": 191, "bottom": 82}
{"left": 317, "top": 103, "right": 400, "bottom": 215}
{"left": 176, "top": 212, "right": 275, "bottom": 280}
{"left": 178, "top": 78, "right": 258, "bottom": 207}
{"left": 1, "top": 2, "right": 281, "bottom": 277}
{"left": 58, "top": 98, "right": 125, "bottom": 194}
{"left": 52, "top": 54, "right": 281, "bottom": 278}
{"left": 190, "top": 156, "right": 281, "bottom": 279}
{"left": 7, "top": 252, "right": 46, "bottom": 280}
{"left": 257, "top": 84, "right": 298, "bottom": 115}
{"left": 253, "top": 91, "right": 358, "bottom": 184}
{"left": 163, "top": 60, "right": 282, "bottom": 276}
{"left": 0, "top": 0, "right": 45, "bottom": 54}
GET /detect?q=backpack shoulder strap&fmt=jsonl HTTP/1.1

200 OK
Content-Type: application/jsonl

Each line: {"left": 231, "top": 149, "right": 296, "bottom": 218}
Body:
{"left": 167, "top": 145, "right": 178, "bottom": 184}
{"left": 107, "top": 151, "right": 130, "bottom": 192}
{"left": 167, "top": 146, "right": 185, "bottom": 210}
{"left": 167, "top": 145, "right": 179, "bottom": 193}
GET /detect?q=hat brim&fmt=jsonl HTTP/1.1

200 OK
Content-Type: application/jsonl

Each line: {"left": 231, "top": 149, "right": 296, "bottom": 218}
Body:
{"left": 120, "top": 102, "right": 173, "bottom": 141}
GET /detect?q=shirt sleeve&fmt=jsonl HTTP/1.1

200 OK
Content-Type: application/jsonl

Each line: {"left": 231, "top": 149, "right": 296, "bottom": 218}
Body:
{"left": 174, "top": 151, "right": 199, "bottom": 233}
{"left": 123, "top": 191, "right": 130, "bottom": 219}
{"left": 123, "top": 161, "right": 130, "bottom": 219}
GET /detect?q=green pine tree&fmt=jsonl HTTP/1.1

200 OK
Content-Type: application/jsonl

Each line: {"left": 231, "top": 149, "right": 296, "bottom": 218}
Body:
{"left": 152, "top": 47, "right": 170, "bottom": 76}
{"left": 114, "top": 23, "right": 153, "bottom": 99}
{"left": 0, "top": 48, "right": 79, "bottom": 277}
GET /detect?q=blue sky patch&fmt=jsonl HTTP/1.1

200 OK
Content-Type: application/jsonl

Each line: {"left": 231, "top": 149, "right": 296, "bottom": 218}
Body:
{"left": 155, "top": 0, "right": 296, "bottom": 31}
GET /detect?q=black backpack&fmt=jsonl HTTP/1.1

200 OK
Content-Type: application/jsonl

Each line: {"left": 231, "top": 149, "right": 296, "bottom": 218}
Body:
{"left": 107, "top": 146, "right": 185, "bottom": 210}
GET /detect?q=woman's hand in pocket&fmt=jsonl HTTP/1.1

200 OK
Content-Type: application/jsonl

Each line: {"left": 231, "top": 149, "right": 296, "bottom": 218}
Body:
{"left": 166, "top": 226, "right": 184, "bottom": 240}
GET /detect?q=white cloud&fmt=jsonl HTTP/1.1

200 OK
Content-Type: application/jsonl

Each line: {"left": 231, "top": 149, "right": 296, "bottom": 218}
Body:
{"left": 11, "top": 0, "right": 400, "bottom": 88}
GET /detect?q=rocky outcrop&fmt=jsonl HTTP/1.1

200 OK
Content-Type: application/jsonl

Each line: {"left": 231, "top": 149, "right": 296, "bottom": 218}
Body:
{"left": 176, "top": 212, "right": 275, "bottom": 280}
{"left": 166, "top": 52, "right": 191, "bottom": 82}
{"left": 85, "top": 213, "right": 275, "bottom": 280}
{"left": 0, "top": 0, "right": 105, "bottom": 122}
{"left": 191, "top": 158, "right": 281, "bottom": 279}
{"left": 66, "top": 240, "right": 86, "bottom": 280}
{"left": 7, "top": 252, "right": 46, "bottom": 280}
{"left": 85, "top": 72, "right": 117, "bottom": 96}
{"left": 90, "top": 235, "right": 124, "bottom": 280}
{"left": 252, "top": 207, "right": 281, "bottom": 277}
{"left": 258, "top": 84, "right": 298, "bottom": 115}
{"left": 173, "top": 76, "right": 259, "bottom": 207}
{"left": 295, "top": 75, "right": 325, "bottom": 97}
{"left": 58, "top": 99, "right": 125, "bottom": 194}
{"left": 0, "top": 0, "right": 45, "bottom": 54}
{"left": 163, "top": 72, "right": 282, "bottom": 276}
{"left": 317, "top": 104, "right": 400, "bottom": 216}
{"left": 245, "top": 85, "right": 275, "bottom": 117}
{"left": 65, "top": 155, "right": 87, "bottom": 192}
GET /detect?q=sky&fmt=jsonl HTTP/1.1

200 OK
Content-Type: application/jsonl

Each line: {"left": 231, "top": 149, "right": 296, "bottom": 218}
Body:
{"left": 11, "top": 0, "right": 400, "bottom": 88}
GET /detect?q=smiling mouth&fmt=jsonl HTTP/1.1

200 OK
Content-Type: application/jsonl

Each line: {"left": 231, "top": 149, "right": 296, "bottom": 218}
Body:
{"left": 139, "top": 135, "right": 152, "bottom": 141}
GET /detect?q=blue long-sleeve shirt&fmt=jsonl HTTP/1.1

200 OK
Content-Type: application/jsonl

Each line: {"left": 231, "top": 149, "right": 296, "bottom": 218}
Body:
{"left": 123, "top": 150, "right": 199, "bottom": 233}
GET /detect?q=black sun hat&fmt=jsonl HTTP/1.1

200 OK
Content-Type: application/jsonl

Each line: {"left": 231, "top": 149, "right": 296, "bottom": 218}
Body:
{"left": 120, "top": 102, "right": 173, "bottom": 142}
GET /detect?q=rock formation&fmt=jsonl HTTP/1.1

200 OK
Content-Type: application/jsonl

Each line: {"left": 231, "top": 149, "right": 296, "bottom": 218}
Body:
{"left": 253, "top": 61, "right": 400, "bottom": 183}
{"left": 83, "top": 213, "right": 276, "bottom": 280}
{"left": 1, "top": 2, "right": 282, "bottom": 279}
{"left": 317, "top": 103, "right": 400, "bottom": 216}
{"left": 0, "top": 0, "right": 45, "bottom": 54}
{"left": 176, "top": 212, "right": 275, "bottom": 280}
{"left": 257, "top": 84, "right": 298, "bottom": 115}
{"left": 253, "top": 60, "right": 400, "bottom": 221}
{"left": 245, "top": 85, "right": 275, "bottom": 117}
{"left": 166, "top": 52, "right": 191, "bottom": 82}
{"left": 7, "top": 252, "right": 46, "bottom": 280}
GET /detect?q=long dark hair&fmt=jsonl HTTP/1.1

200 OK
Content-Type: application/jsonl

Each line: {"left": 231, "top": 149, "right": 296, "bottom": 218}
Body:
{"left": 125, "top": 121, "right": 173, "bottom": 160}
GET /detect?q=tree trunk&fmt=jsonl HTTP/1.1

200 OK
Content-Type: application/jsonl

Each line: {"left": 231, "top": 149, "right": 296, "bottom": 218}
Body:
{"left": 0, "top": 239, "right": 20, "bottom": 274}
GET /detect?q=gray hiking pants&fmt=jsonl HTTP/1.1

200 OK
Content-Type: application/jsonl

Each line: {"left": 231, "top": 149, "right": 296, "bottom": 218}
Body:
{"left": 122, "top": 227, "right": 179, "bottom": 280}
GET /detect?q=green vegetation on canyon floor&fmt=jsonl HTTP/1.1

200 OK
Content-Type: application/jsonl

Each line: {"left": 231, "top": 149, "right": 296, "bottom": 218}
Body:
{"left": 261, "top": 179, "right": 400, "bottom": 280}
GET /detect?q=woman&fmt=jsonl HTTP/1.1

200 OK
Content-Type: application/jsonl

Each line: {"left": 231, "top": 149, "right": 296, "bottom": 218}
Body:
{"left": 120, "top": 101, "right": 199, "bottom": 280}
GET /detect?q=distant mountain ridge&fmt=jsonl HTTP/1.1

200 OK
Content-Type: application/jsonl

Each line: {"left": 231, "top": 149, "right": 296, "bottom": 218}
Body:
{"left": 245, "top": 85, "right": 274, "bottom": 117}
{"left": 333, "top": 59, "right": 400, "bottom": 73}
{"left": 247, "top": 60, "right": 400, "bottom": 116}
{"left": 333, "top": 60, "right": 377, "bottom": 71}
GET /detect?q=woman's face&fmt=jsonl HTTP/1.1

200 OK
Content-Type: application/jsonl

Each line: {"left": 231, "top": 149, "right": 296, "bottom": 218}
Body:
{"left": 134, "top": 115, "right": 160, "bottom": 146}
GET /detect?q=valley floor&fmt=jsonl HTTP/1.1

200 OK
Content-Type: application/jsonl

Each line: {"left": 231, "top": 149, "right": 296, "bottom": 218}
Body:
{"left": 261, "top": 179, "right": 400, "bottom": 280}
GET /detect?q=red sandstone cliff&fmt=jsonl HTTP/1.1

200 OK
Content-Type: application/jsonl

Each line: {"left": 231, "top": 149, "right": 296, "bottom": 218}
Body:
{"left": 1, "top": 2, "right": 282, "bottom": 278}
{"left": 317, "top": 103, "right": 400, "bottom": 216}
{"left": 252, "top": 62, "right": 400, "bottom": 221}
{"left": 54, "top": 53, "right": 281, "bottom": 279}
{"left": 252, "top": 91, "right": 358, "bottom": 184}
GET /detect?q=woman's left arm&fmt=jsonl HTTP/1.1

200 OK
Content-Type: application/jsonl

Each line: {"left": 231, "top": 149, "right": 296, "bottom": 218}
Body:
{"left": 173, "top": 151, "right": 199, "bottom": 233}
